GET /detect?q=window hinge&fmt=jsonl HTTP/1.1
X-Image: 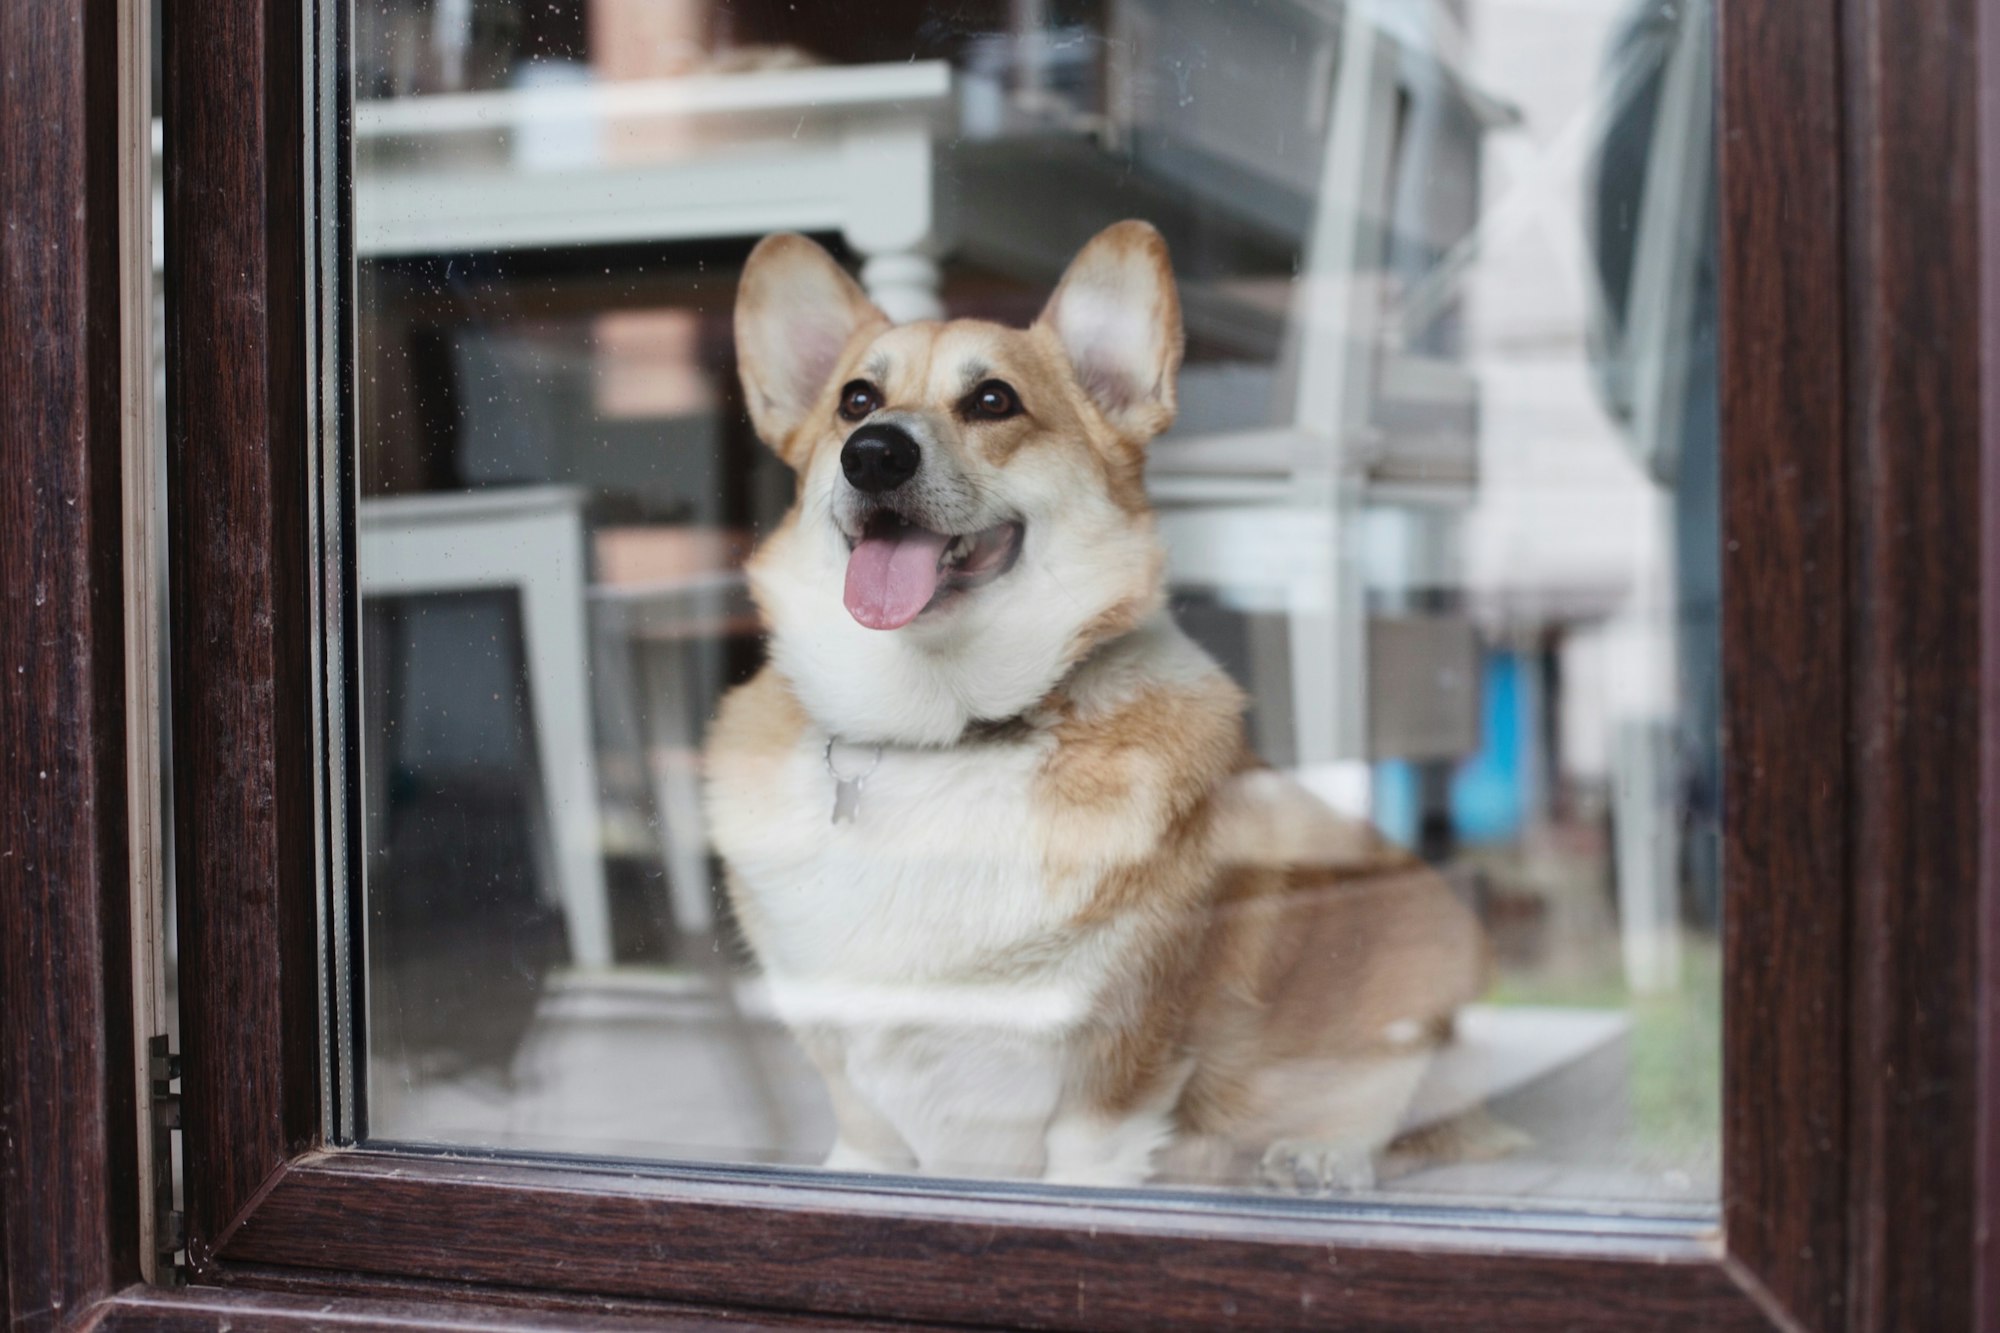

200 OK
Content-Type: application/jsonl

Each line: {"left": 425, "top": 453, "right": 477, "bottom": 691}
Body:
{"left": 148, "top": 1034, "right": 187, "bottom": 1286}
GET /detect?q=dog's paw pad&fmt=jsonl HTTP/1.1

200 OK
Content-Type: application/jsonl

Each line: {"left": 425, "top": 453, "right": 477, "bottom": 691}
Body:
{"left": 1259, "top": 1139, "right": 1377, "bottom": 1194}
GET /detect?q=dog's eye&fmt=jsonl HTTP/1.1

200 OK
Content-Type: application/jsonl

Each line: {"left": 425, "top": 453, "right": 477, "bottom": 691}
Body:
{"left": 837, "top": 380, "right": 883, "bottom": 422}
{"left": 966, "top": 380, "right": 1021, "bottom": 421}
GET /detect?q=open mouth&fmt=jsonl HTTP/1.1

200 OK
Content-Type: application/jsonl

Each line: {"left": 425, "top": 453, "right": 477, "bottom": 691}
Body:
{"left": 842, "top": 510, "right": 1025, "bottom": 631}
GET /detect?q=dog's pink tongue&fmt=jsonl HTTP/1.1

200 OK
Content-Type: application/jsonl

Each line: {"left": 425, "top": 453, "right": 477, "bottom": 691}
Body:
{"left": 844, "top": 526, "right": 950, "bottom": 630}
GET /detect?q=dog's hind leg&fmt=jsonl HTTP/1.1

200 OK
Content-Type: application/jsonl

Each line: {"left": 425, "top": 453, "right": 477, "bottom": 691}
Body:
{"left": 1245, "top": 1049, "right": 1434, "bottom": 1195}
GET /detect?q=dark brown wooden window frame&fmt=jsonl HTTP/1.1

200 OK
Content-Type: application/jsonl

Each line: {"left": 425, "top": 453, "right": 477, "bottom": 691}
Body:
{"left": 3, "top": 0, "right": 1997, "bottom": 1328}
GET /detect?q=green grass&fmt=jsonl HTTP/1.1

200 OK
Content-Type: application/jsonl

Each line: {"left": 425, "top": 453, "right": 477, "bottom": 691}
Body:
{"left": 1487, "top": 935, "right": 1722, "bottom": 1161}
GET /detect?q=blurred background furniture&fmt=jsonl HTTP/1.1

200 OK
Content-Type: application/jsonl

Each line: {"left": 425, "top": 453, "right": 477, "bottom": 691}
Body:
{"left": 355, "top": 61, "right": 954, "bottom": 322}
{"left": 1130, "top": 5, "right": 1507, "bottom": 788}
{"left": 588, "top": 527, "right": 758, "bottom": 938}
{"left": 359, "top": 485, "right": 613, "bottom": 968}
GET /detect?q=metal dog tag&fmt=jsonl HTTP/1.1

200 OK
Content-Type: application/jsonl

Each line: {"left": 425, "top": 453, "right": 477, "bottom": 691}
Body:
{"left": 824, "top": 739, "right": 882, "bottom": 826}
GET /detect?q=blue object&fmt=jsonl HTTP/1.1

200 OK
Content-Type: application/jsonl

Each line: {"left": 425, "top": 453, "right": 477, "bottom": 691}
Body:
{"left": 1373, "top": 648, "right": 1527, "bottom": 850}
{"left": 1451, "top": 650, "right": 1525, "bottom": 844}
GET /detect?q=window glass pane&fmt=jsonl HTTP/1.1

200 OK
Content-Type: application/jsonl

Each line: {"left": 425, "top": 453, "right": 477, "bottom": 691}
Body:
{"left": 345, "top": 0, "right": 1719, "bottom": 1213}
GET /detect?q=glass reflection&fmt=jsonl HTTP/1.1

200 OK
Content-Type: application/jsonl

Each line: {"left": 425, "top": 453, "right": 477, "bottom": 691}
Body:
{"left": 351, "top": 0, "right": 1719, "bottom": 1210}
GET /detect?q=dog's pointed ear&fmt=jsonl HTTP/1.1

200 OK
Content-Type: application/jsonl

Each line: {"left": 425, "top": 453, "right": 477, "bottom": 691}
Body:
{"left": 1036, "top": 220, "right": 1183, "bottom": 443}
{"left": 735, "top": 233, "right": 888, "bottom": 463}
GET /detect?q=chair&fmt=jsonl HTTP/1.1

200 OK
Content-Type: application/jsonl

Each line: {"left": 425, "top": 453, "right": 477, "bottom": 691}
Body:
{"left": 587, "top": 526, "right": 758, "bottom": 939}
{"left": 1145, "top": 11, "right": 1506, "bottom": 768}
{"left": 359, "top": 485, "right": 613, "bottom": 969}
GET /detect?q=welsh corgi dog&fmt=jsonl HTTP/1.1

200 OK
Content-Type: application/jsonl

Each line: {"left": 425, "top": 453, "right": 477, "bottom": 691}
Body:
{"left": 703, "top": 222, "right": 1485, "bottom": 1190}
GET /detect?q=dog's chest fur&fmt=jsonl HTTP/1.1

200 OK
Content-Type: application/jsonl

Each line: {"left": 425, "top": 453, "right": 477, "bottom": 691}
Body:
{"left": 718, "top": 729, "right": 1082, "bottom": 986}
{"left": 706, "top": 619, "right": 1237, "bottom": 1179}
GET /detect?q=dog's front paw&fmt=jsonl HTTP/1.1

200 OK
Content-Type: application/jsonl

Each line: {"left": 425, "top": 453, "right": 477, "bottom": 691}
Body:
{"left": 1258, "top": 1139, "right": 1378, "bottom": 1194}
{"left": 821, "top": 1138, "right": 909, "bottom": 1175}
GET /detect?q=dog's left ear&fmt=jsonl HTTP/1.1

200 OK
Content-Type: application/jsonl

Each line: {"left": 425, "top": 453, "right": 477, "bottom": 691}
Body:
{"left": 1036, "top": 220, "right": 1184, "bottom": 444}
{"left": 735, "top": 233, "right": 890, "bottom": 465}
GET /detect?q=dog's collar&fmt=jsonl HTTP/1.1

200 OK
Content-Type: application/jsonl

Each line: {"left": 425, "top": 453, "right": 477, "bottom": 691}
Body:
{"left": 821, "top": 712, "right": 1034, "bottom": 826}
{"left": 961, "top": 714, "right": 1035, "bottom": 743}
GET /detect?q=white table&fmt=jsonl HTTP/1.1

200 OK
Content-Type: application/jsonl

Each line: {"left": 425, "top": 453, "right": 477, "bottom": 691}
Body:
{"left": 353, "top": 62, "right": 954, "bottom": 322}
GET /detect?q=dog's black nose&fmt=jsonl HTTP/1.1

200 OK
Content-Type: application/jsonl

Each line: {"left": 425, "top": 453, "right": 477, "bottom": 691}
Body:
{"left": 840, "top": 423, "right": 922, "bottom": 494}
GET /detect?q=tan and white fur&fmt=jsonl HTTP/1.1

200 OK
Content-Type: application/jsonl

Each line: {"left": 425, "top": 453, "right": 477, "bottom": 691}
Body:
{"left": 704, "top": 223, "right": 1484, "bottom": 1190}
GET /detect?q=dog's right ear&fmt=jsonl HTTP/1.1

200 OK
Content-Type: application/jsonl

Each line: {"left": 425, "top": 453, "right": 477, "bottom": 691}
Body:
{"left": 735, "top": 234, "right": 888, "bottom": 465}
